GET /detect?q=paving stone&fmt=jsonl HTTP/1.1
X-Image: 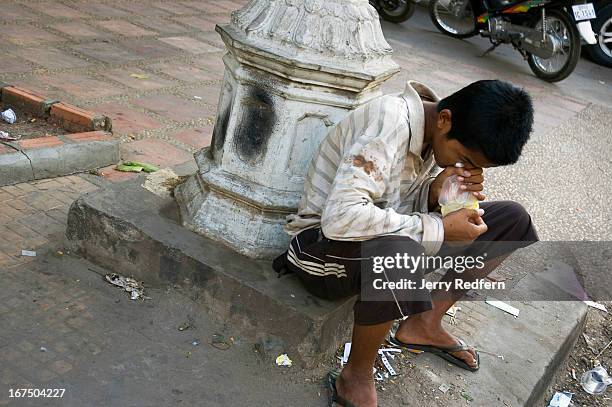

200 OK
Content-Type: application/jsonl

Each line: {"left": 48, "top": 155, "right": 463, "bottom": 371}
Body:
{"left": 173, "top": 16, "right": 218, "bottom": 32}
{"left": 9, "top": 47, "right": 90, "bottom": 70}
{"left": 173, "top": 126, "right": 213, "bottom": 149}
{"left": 122, "top": 138, "right": 193, "bottom": 168}
{"left": 0, "top": 3, "right": 39, "bottom": 21}
{"left": 183, "top": 84, "right": 222, "bottom": 105}
{"left": 120, "top": 38, "right": 182, "bottom": 59}
{"left": 0, "top": 55, "right": 34, "bottom": 73}
{"left": 133, "top": 17, "right": 192, "bottom": 34}
{"left": 193, "top": 55, "right": 226, "bottom": 79}
{"left": 132, "top": 94, "right": 214, "bottom": 122}
{"left": 202, "top": 13, "right": 231, "bottom": 25}
{"left": 114, "top": 2, "right": 169, "bottom": 17}
{"left": 25, "top": 2, "right": 89, "bottom": 19}
{"left": 197, "top": 31, "right": 226, "bottom": 49}
{"left": 158, "top": 36, "right": 222, "bottom": 54}
{"left": 97, "top": 20, "right": 157, "bottom": 37}
{"left": 216, "top": 0, "right": 245, "bottom": 11}
{"left": 150, "top": 61, "right": 220, "bottom": 82}
{"left": 71, "top": 42, "right": 143, "bottom": 64}
{"left": 38, "top": 73, "right": 124, "bottom": 100}
{"left": 50, "top": 360, "right": 73, "bottom": 375}
{"left": 92, "top": 102, "right": 163, "bottom": 135}
{"left": 100, "top": 67, "right": 176, "bottom": 91}
{"left": 99, "top": 165, "right": 139, "bottom": 183}
{"left": 152, "top": 2, "right": 199, "bottom": 15}
{"left": 0, "top": 24, "right": 63, "bottom": 46}
{"left": 71, "top": 1, "right": 131, "bottom": 18}
{"left": 50, "top": 21, "right": 108, "bottom": 39}
{"left": 180, "top": 1, "right": 234, "bottom": 13}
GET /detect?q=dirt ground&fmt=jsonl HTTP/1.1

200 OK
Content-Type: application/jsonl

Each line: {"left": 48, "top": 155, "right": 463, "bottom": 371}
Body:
{"left": 0, "top": 107, "right": 64, "bottom": 141}
{"left": 547, "top": 302, "right": 612, "bottom": 406}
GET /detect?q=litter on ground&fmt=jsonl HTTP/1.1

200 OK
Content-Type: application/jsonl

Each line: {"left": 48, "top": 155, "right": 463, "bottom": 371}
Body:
{"left": 584, "top": 300, "right": 608, "bottom": 313}
{"left": 276, "top": 353, "right": 292, "bottom": 367}
{"left": 0, "top": 130, "right": 20, "bottom": 141}
{"left": 21, "top": 250, "right": 36, "bottom": 257}
{"left": 1, "top": 108, "right": 16, "bottom": 124}
{"left": 485, "top": 299, "right": 520, "bottom": 317}
{"left": 341, "top": 342, "right": 351, "bottom": 366}
{"left": 116, "top": 161, "right": 159, "bottom": 173}
{"left": 210, "top": 333, "right": 231, "bottom": 350}
{"left": 547, "top": 391, "right": 573, "bottom": 407}
{"left": 178, "top": 322, "right": 191, "bottom": 331}
{"left": 104, "top": 273, "right": 148, "bottom": 300}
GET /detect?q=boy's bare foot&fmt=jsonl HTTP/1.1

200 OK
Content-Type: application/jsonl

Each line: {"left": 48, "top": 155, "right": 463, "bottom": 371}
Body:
{"left": 395, "top": 314, "right": 478, "bottom": 369}
{"left": 336, "top": 367, "right": 377, "bottom": 407}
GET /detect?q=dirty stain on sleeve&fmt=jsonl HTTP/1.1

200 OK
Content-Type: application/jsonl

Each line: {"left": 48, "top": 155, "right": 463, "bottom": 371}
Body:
{"left": 352, "top": 154, "right": 376, "bottom": 175}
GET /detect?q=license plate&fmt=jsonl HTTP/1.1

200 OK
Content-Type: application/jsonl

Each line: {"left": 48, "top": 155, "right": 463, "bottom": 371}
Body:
{"left": 572, "top": 3, "right": 596, "bottom": 21}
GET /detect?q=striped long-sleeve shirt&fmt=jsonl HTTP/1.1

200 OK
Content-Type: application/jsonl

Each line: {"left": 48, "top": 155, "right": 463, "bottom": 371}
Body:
{"left": 285, "top": 81, "right": 445, "bottom": 255}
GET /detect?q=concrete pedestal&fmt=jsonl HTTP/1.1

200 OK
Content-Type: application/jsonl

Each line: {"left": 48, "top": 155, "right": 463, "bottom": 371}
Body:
{"left": 176, "top": 0, "right": 400, "bottom": 258}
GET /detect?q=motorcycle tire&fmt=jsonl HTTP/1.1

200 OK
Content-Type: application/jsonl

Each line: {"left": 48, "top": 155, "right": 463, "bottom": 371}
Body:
{"left": 378, "top": 0, "right": 416, "bottom": 23}
{"left": 584, "top": 4, "right": 612, "bottom": 68}
{"left": 526, "top": 9, "right": 581, "bottom": 82}
{"left": 429, "top": 0, "right": 478, "bottom": 39}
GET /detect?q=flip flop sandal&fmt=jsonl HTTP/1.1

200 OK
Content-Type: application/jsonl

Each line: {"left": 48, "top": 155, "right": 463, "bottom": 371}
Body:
{"left": 325, "top": 369, "right": 358, "bottom": 407}
{"left": 388, "top": 336, "right": 480, "bottom": 372}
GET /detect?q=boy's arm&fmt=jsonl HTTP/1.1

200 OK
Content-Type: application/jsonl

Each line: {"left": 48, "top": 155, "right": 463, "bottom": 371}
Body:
{"left": 320, "top": 123, "right": 444, "bottom": 256}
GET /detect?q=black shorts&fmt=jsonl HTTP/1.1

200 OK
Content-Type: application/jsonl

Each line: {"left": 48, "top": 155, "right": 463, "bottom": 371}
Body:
{"left": 280, "top": 201, "right": 538, "bottom": 325}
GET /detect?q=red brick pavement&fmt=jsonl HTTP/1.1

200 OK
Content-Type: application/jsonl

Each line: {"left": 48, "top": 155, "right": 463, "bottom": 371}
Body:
{"left": 0, "top": 176, "right": 99, "bottom": 269}
{"left": 1, "top": 0, "right": 247, "bottom": 186}
{"left": 0, "top": 0, "right": 594, "bottom": 191}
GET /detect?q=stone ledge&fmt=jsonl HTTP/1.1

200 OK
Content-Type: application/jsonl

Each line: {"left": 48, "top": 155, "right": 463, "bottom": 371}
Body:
{"left": 65, "top": 180, "right": 355, "bottom": 368}
{"left": 64, "top": 180, "right": 589, "bottom": 404}
{"left": 0, "top": 133, "right": 120, "bottom": 186}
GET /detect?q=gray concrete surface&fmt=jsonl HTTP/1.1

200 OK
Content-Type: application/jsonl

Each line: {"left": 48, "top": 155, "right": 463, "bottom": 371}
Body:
{"left": 0, "top": 137, "right": 120, "bottom": 187}
{"left": 64, "top": 175, "right": 589, "bottom": 406}
{"left": 0, "top": 147, "right": 33, "bottom": 185}
{"left": 65, "top": 179, "right": 354, "bottom": 368}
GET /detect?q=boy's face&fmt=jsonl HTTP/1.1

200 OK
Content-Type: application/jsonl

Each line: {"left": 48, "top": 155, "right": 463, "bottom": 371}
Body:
{"left": 431, "top": 109, "right": 494, "bottom": 169}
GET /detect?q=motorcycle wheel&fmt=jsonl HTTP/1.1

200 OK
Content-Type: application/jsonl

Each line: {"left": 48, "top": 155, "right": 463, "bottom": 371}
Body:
{"left": 377, "top": 0, "right": 416, "bottom": 23}
{"left": 429, "top": 0, "right": 478, "bottom": 39}
{"left": 584, "top": 4, "right": 612, "bottom": 68}
{"left": 527, "top": 9, "right": 581, "bottom": 82}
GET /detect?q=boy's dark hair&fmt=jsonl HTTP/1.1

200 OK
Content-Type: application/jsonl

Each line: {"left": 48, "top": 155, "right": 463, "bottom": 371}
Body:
{"left": 438, "top": 80, "right": 533, "bottom": 165}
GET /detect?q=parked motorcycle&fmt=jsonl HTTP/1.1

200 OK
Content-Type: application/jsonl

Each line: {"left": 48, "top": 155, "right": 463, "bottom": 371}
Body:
{"left": 370, "top": 0, "right": 416, "bottom": 23}
{"left": 428, "top": 0, "right": 599, "bottom": 82}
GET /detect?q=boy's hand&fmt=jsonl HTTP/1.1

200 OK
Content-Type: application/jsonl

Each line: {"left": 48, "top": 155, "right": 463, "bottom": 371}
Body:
{"left": 429, "top": 166, "right": 486, "bottom": 210}
{"left": 442, "top": 208, "right": 488, "bottom": 241}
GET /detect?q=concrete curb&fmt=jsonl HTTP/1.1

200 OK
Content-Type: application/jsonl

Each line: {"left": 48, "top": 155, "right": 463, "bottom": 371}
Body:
{"left": 0, "top": 132, "right": 120, "bottom": 186}
{"left": 1, "top": 84, "right": 117, "bottom": 186}
{"left": 65, "top": 180, "right": 355, "bottom": 368}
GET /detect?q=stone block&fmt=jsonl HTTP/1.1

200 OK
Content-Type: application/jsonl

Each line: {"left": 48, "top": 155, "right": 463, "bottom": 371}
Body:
{"left": 65, "top": 181, "right": 354, "bottom": 367}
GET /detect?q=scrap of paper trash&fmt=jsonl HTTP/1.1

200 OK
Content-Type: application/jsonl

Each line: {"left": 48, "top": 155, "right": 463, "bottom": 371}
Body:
{"left": 105, "top": 273, "right": 148, "bottom": 300}
{"left": 0, "top": 130, "right": 20, "bottom": 141}
{"left": 276, "top": 353, "right": 292, "bottom": 367}
{"left": 1, "top": 108, "right": 16, "bottom": 124}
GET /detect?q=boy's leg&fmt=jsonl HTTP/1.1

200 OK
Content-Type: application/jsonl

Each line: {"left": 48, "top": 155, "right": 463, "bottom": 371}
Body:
{"left": 396, "top": 201, "right": 538, "bottom": 368}
{"left": 337, "top": 321, "right": 394, "bottom": 407}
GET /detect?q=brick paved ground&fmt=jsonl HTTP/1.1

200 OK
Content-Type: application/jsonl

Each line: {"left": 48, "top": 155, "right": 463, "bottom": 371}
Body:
{"left": 0, "top": 0, "right": 246, "bottom": 184}
{"left": 1, "top": 1, "right": 611, "bottom": 406}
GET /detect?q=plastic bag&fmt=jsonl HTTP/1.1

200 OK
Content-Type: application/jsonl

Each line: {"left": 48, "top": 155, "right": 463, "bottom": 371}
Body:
{"left": 438, "top": 163, "right": 479, "bottom": 216}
